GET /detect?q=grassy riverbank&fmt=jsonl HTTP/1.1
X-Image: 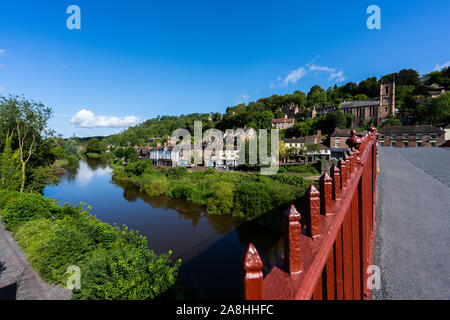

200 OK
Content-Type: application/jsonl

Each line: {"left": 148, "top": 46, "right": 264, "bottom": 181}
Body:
{"left": 111, "top": 160, "right": 316, "bottom": 222}
{"left": 0, "top": 189, "right": 181, "bottom": 300}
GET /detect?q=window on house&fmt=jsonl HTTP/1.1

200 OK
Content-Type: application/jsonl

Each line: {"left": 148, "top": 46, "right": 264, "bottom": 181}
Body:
{"left": 391, "top": 135, "right": 396, "bottom": 140}
{"left": 403, "top": 134, "right": 408, "bottom": 140}
{"left": 386, "top": 86, "right": 389, "bottom": 94}
{"left": 403, "top": 142, "right": 408, "bottom": 148}
{"left": 417, "top": 142, "right": 422, "bottom": 147}
{"left": 431, "top": 142, "right": 436, "bottom": 147}
{"left": 430, "top": 135, "right": 436, "bottom": 140}
{"left": 416, "top": 134, "right": 422, "bottom": 140}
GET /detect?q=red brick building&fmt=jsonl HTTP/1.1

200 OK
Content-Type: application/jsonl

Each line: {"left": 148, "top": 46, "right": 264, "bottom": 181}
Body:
{"left": 378, "top": 125, "right": 445, "bottom": 147}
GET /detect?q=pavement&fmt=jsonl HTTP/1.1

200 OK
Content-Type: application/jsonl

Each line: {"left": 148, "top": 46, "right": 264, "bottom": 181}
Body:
{"left": 373, "top": 147, "right": 450, "bottom": 300}
{"left": 0, "top": 220, "right": 72, "bottom": 300}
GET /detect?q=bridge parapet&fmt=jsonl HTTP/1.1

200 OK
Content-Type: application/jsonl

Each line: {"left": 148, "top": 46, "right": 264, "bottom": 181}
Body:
{"left": 244, "top": 128, "right": 378, "bottom": 300}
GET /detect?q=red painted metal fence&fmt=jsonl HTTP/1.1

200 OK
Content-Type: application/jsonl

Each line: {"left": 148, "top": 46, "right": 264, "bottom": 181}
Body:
{"left": 244, "top": 127, "right": 378, "bottom": 300}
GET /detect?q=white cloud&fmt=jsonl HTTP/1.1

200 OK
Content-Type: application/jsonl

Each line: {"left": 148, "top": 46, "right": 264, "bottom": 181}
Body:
{"left": 281, "top": 67, "right": 307, "bottom": 87}
{"left": 309, "top": 64, "right": 346, "bottom": 83}
{"left": 0, "top": 85, "right": 4, "bottom": 92}
{"left": 0, "top": 49, "right": 8, "bottom": 57}
{"left": 309, "top": 64, "right": 335, "bottom": 73}
{"left": 329, "top": 70, "right": 346, "bottom": 82}
{"left": 434, "top": 61, "right": 450, "bottom": 71}
{"left": 70, "top": 109, "right": 140, "bottom": 128}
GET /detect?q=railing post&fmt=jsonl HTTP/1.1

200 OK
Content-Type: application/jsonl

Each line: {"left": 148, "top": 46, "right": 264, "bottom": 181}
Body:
{"left": 345, "top": 154, "right": 351, "bottom": 181}
{"left": 244, "top": 243, "right": 264, "bottom": 300}
{"left": 332, "top": 165, "right": 341, "bottom": 201}
{"left": 284, "top": 205, "right": 303, "bottom": 275}
{"left": 340, "top": 159, "right": 347, "bottom": 189}
{"left": 307, "top": 185, "right": 321, "bottom": 238}
{"left": 320, "top": 173, "right": 333, "bottom": 216}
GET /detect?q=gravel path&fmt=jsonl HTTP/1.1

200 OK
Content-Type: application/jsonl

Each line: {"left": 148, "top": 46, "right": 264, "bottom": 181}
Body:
{"left": 0, "top": 220, "right": 72, "bottom": 300}
{"left": 373, "top": 147, "right": 450, "bottom": 300}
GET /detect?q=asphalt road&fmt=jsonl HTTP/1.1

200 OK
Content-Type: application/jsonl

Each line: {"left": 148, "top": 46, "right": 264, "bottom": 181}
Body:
{"left": 373, "top": 147, "right": 450, "bottom": 300}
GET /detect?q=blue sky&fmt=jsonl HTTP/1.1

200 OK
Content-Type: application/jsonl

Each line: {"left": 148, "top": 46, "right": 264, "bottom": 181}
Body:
{"left": 0, "top": 0, "right": 449, "bottom": 138}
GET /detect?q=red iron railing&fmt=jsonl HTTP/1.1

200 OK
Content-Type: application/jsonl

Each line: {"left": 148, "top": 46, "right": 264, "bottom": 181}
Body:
{"left": 244, "top": 127, "right": 378, "bottom": 300}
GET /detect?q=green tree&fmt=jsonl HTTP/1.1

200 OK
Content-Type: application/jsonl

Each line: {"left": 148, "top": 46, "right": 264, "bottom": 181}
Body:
{"left": 86, "top": 138, "right": 104, "bottom": 154}
{"left": 307, "top": 85, "right": 328, "bottom": 107}
{"left": 0, "top": 134, "right": 21, "bottom": 191}
{"left": 0, "top": 95, "right": 53, "bottom": 193}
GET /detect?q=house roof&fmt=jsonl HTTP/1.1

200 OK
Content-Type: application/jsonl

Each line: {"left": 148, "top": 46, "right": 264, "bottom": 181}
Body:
{"left": 272, "top": 118, "right": 294, "bottom": 123}
{"left": 379, "top": 125, "right": 443, "bottom": 135}
{"left": 341, "top": 99, "right": 379, "bottom": 109}
{"left": 318, "top": 143, "right": 330, "bottom": 150}
{"left": 330, "top": 128, "right": 366, "bottom": 137}
{"left": 285, "top": 136, "right": 316, "bottom": 143}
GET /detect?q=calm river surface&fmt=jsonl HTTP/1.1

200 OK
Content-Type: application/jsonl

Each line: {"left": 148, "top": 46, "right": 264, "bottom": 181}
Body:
{"left": 44, "top": 160, "right": 283, "bottom": 299}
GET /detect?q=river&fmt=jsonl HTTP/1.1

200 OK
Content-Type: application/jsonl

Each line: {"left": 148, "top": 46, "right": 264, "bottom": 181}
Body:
{"left": 43, "top": 159, "right": 283, "bottom": 299}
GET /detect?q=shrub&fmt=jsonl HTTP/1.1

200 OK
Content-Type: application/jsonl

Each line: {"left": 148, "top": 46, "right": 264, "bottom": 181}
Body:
{"left": 1, "top": 193, "right": 62, "bottom": 230}
{"left": 0, "top": 189, "right": 19, "bottom": 210}
{"left": 167, "top": 167, "right": 188, "bottom": 179}
{"left": 144, "top": 176, "right": 168, "bottom": 196}
{"left": 29, "top": 214, "right": 99, "bottom": 284}
{"left": 86, "top": 152, "right": 101, "bottom": 159}
{"left": 72, "top": 246, "right": 180, "bottom": 300}
{"left": 14, "top": 218, "right": 56, "bottom": 267}
{"left": 207, "top": 182, "right": 235, "bottom": 215}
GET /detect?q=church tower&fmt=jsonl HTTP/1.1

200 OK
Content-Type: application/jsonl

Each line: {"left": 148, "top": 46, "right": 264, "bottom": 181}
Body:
{"left": 379, "top": 81, "right": 395, "bottom": 120}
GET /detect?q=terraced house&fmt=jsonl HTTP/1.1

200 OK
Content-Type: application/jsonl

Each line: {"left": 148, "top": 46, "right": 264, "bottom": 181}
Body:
{"left": 378, "top": 125, "right": 445, "bottom": 148}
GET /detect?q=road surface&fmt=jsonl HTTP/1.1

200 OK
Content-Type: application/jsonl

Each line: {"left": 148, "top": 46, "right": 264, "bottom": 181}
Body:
{"left": 373, "top": 147, "right": 450, "bottom": 300}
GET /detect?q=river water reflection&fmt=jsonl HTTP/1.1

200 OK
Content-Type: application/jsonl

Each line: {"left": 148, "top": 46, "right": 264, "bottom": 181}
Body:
{"left": 44, "top": 160, "right": 283, "bottom": 299}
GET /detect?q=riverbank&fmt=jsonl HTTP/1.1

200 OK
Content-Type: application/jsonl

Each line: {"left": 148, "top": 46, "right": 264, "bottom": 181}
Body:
{"left": 0, "top": 189, "right": 181, "bottom": 300}
{"left": 111, "top": 160, "right": 312, "bottom": 223}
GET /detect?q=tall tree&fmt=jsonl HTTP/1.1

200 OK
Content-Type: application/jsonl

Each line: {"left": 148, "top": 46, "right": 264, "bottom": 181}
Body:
{"left": 0, "top": 95, "right": 52, "bottom": 193}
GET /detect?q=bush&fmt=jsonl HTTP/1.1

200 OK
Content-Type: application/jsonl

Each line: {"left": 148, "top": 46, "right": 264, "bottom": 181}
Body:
{"left": 207, "top": 182, "right": 234, "bottom": 215}
{"left": 0, "top": 189, "right": 19, "bottom": 210}
{"left": 30, "top": 214, "right": 98, "bottom": 283}
{"left": 144, "top": 176, "right": 168, "bottom": 196}
{"left": 86, "top": 152, "right": 101, "bottom": 159}
{"left": 72, "top": 246, "right": 180, "bottom": 300}
{"left": 1, "top": 193, "right": 62, "bottom": 230}
{"left": 166, "top": 167, "right": 188, "bottom": 179}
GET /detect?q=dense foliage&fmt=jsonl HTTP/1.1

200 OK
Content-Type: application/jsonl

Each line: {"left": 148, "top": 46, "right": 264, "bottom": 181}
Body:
{"left": 112, "top": 160, "right": 313, "bottom": 221}
{"left": 0, "top": 189, "right": 180, "bottom": 300}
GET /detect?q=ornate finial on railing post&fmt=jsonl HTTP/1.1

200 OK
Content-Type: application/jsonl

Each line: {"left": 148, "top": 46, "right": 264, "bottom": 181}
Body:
{"left": 284, "top": 205, "right": 303, "bottom": 275}
{"left": 348, "top": 129, "right": 362, "bottom": 151}
{"left": 349, "top": 150, "right": 355, "bottom": 175}
{"left": 345, "top": 154, "right": 351, "bottom": 179}
{"left": 340, "top": 159, "right": 347, "bottom": 189}
{"left": 244, "top": 243, "right": 264, "bottom": 300}
{"left": 320, "top": 173, "right": 333, "bottom": 216}
{"left": 307, "top": 185, "right": 321, "bottom": 238}
{"left": 354, "top": 148, "right": 361, "bottom": 167}
{"left": 368, "top": 124, "right": 377, "bottom": 135}
{"left": 332, "top": 165, "right": 341, "bottom": 201}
